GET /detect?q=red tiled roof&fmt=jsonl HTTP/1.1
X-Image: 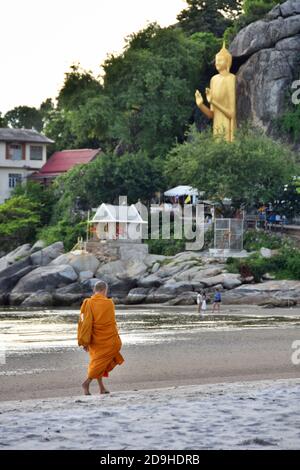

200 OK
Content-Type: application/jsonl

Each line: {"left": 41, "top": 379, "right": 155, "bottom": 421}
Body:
{"left": 38, "top": 148, "right": 100, "bottom": 175}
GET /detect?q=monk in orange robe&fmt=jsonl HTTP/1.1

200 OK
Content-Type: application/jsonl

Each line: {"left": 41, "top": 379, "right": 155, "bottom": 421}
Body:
{"left": 78, "top": 280, "right": 124, "bottom": 395}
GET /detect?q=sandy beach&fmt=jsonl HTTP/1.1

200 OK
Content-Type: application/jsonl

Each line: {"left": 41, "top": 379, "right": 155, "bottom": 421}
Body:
{"left": 1, "top": 304, "right": 300, "bottom": 450}
{"left": 0, "top": 378, "right": 300, "bottom": 450}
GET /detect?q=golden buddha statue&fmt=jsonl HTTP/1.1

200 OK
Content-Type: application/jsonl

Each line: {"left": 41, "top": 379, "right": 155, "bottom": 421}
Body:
{"left": 195, "top": 42, "right": 236, "bottom": 142}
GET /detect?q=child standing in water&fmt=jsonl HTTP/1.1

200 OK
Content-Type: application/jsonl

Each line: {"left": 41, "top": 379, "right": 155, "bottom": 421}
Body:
{"left": 197, "top": 292, "right": 203, "bottom": 313}
{"left": 200, "top": 293, "right": 207, "bottom": 317}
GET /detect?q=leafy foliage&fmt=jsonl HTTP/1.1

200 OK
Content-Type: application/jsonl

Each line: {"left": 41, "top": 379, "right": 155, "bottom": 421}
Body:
{"left": 0, "top": 196, "right": 40, "bottom": 251}
{"left": 103, "top": 25, "right": 220, "bottom": 157}
{"left": 4, "top": 106, "right": 44, "bottom": 132}
{"left": 164, "top": 127, "right": 296, "bottom": 213}
{"left": 177, "top": 0, "right": 243, "bottom": 37}
{"left": 243, "top": 229, "right": 289, "bottom": 251}
{"left": 57, "top": 64, "right": 103, "bottom": 110}
{"left": 38, "top": 219, "right": 87, "bottom": 251}
{"left": 278, "top": 104, "right": 300, "bottom": 143}
{"left": 12, "top": 181, "right": 56, "bottom": 227}
{"left": 51, "top": 152, "right": 165, "bottom": 223}
{"left": 227, "top": 245, "right": 300, "bottom": 281}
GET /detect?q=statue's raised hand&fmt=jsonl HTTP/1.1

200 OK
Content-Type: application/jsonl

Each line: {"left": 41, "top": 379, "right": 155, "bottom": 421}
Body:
{"left": 206, "top": 88, "right": 212, "bottom": 103}
{"left": 195, "top": 90, "right": 203, "bottom": 107}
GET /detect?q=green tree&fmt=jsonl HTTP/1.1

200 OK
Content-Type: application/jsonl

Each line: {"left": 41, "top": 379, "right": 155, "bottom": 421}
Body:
{"left": 271, "top": 177, "right": 300, "bottom": 221}
{"left": 4, "top": 106, "right": 43, "bottom": 131}
{"left": 0, "top": 196, "right": 41, "bottom": 251}
{"left": 52, "top": 151, "right": 165, "bottom": 223}
{"left": 0, "top": 112, "right": 7, "bottom": 127}
{"left": 278, "top": 104, "right": 300, "bottom": 144}
{"left": 243, "top": 0, "right": 283, "bottom": 20}
{"left": 44, "top": 65, "right": 112, "bottom": 151}
{"left": 43, "top": 108, "right": 77, "bottom": 151}
{"left": 104, "top": 25, "right": 220, "bottom": 157}
{"left": 164, "top": 127, "right": 296, "bottom": 213}
{"left": 57, "top": 64, "right": 103, "bottom": 110}
{"left": 177, "top": 0, "right": 243, "bottom": 37}
{"left": 12, "top": 181, "right": 56, "bottom": 227}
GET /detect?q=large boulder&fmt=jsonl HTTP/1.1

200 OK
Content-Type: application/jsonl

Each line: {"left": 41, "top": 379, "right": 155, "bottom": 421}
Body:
{"left": 95, "top": 260, "right": 126, "bottom": 282}
{"left": 108, "top": 279, "right": 137, "bottom": 301}
{"left": 79, "top": 271, "right": 94, "bottom": 282}
{"left": 176, "top": 266, "right": 224, "bottom": 282}
{"left": 96, "top": 259, "right": 147, "bottom": 282}
{"left": 11, "top": 264, "right": 78, "bottom": 294}
{"left": 230, "top": 0, "right": 300, "bottom": 135}
{"left": 0, "top": 258, "right": 34, "bottom": 294}
{"left": 52, "top": 281, "right": 92, "bottom": 306}
{"left": 6, "top": 244, "right": 32, "bottom": 264}
{"left": 155, "top": 261, "right": 198, "bottom": 280}
{"left": 171, "top": 251, "right": 203, "bottom": 264}
{"left": 168, "top": 291, "right": 198, "bottom": 306}
{"left": 51, "top": 252, "right": 100, "bottom": 275}
{"left": 0, "top": 244, "right": 32, "bottom": 272}
{"left": 223, "top": 280, "right": 300, "bottom": 305}
{"left": 144, "top": 254, "right": 168, "bottom": 268}
{"left": 31, "top": 242, "right": 64, "bottom": 266}
{"left": 9, "top": 292, "right": 30, "bottom": 306}
{"left": 200, "top": 273, "right": 242, "bottom": 289}
{"left": 126, "top": 287, "right": 151, "bottom": 304}
{"left": 0, "top": 266, "right": 34, "bottom": 294}
{"left": 0, "top": 258, "right": 9, "bottom": 273}
{"left": 146, "top": 281, "right": 192, "bottom": 303}
{"left": 119, "top": 243, "right": 149, "bottom": 262}
{"left": 30, "top": 240, "right": 46, "bottom": 253}
{"left": 118, "top": 261, "right": 148, "bottom": 280}
{"left": 137, "top": 274, "right": 163, "bottom": 288}
{"left": 21, "top": 290, "right": 53, "bottom": 307}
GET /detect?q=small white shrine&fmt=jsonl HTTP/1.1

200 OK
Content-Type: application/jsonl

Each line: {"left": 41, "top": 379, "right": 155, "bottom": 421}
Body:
{"left": 89, "top": 203, "right": 147, "bottom": 242}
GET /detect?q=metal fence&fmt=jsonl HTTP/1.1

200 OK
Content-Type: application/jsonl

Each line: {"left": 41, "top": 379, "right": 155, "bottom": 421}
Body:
{"left": 214, "top": 218, "right": 244, "bottom": 251}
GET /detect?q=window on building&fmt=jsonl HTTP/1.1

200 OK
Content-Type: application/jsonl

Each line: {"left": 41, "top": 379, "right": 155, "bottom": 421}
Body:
{"left": 30, "top": 145, "right": 43, "bottom": 160}
{"left": 8, "top": 173, "right": 22, "bottom": 188}
{"left": 6, "top": 143, "right": 24, "bottom": 161}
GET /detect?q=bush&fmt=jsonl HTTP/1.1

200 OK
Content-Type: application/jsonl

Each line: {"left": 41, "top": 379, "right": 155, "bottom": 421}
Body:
{"left": 227, "top": 246, "right": 300, "bottom": 281}
{"left": 146, "top": 238, "right": 186, "bottom": 256}
{"left": 0, "top": 196, "right": 41, "bottom": 252}
{"left": 243, "top": 230, "right": 286, "bottom": 251}
{"left": 164, "top": 127, "right": 296, "bottom": 214}
{"left": 38, "top": 218, "right": 87, "bottom": 251}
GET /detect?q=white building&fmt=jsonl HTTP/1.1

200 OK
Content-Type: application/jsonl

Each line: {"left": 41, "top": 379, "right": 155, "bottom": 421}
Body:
{"left": 89, "top": 203, "right": 148, "bottom": 242}
{"left": 0, "top": 128, "right": 54, "bottom": 203}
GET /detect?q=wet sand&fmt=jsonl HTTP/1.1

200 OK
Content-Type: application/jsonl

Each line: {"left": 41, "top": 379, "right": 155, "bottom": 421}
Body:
{"left": 1, "top": 324, "right": 299, "bottom": 401}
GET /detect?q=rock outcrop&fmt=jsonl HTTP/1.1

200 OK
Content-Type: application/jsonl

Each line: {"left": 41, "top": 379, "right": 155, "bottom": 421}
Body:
{"left": 31, "top": 242, "right": 64, "bottom": 266}
{"left": 11, "top": 264, "right": 78, "bottom": 305}
{"left": 223, "top": 280, "right": 300, "bottom": 306}
{"left": 230, "top": 0, "right": 300, "bottom": 135}
{"left": 0, "top": 239, "right": 298, "bottom": 308}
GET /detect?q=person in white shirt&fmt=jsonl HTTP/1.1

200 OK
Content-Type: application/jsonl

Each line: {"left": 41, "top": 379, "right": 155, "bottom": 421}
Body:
{"left": 200, "top": 293, "right": 207, "bottom": 317}
{"left": 197, "top": 292, "right": 207, "bottom": 316}
{"left": 197, "top": 292, "right": 203, "bottom": 313}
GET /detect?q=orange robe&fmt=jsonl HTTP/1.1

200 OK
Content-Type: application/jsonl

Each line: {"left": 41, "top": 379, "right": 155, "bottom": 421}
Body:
{"left": 78, "top": 293, "right": 124, "bottom": 379}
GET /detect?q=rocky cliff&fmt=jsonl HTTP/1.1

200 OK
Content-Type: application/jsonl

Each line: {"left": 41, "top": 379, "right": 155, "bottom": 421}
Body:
{"left": 230, "top": 0, "right": 300, "bottom": 135}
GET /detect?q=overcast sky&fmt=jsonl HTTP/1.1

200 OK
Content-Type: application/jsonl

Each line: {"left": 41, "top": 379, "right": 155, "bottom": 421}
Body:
{"left": 0, "top": 0, "right": 186, "bottom": 113}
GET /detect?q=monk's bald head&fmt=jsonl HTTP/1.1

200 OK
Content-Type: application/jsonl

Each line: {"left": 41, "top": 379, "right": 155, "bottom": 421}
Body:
{"left": 94, "top": 281, "right": 108, "bottom": 295}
